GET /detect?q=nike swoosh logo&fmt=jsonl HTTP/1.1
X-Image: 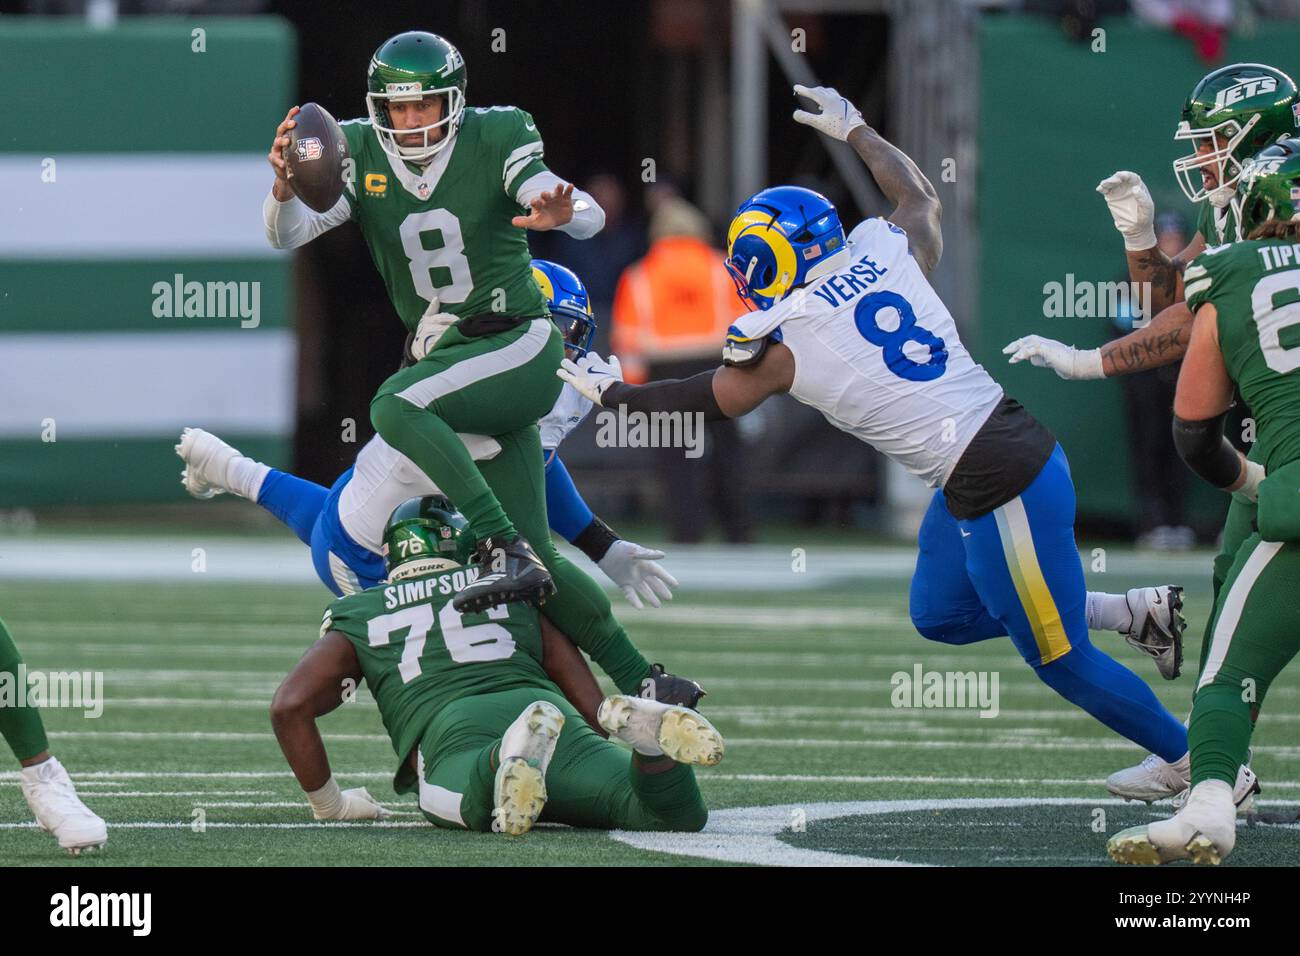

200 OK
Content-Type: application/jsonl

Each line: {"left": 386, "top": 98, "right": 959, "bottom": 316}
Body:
{"left": 960, "top": 529, "right": 972, "bottom": 538}
{"left": 525, "top": 122, "right": 536, "bottom": 131}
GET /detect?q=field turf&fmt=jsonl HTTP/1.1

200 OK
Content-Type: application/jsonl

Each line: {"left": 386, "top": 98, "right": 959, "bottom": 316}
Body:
{"left": 2, "top": 538, "right": 1297, "bottom": 866}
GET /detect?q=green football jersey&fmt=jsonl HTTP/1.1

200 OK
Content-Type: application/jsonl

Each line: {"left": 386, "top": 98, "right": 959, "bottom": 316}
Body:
{"left": 322, "top": 567, "right": 553, "bottom": 762}
{"left": 1185, "top": 239, "right": 1300, "bottom": 472}
{"left": 339, "top": 106, "right": 551, "bottom": 331}
{"left": 1195, "top": 200, "right": 1240, "bottom": 247}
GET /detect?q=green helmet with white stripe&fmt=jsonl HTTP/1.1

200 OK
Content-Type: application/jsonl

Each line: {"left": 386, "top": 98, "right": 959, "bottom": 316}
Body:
{"left": 366, "top": 31, "right": 467, "bottom": 163}
{"left": 382, "top": 495, "right": 474, "bottom": 582}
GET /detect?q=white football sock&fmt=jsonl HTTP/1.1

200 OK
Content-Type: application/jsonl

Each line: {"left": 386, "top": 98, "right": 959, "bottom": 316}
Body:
{"left": 228, "top": 457, "right": 271, "bottom": 502}
{"left": 1086, "top": 590, "right": 1134, "bottom": 633}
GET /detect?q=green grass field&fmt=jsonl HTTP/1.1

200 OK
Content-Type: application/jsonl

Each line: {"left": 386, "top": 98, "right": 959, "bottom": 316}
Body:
{"left": 2, "top": 541, "right": 1297, "bottom": 866}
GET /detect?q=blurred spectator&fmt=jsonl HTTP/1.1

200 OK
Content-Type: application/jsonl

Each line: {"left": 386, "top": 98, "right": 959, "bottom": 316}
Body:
{"left": 611, "top": 197, "right": 753, "bottom": 543}
{"left": 529, "top": 173, "right": 646, "bottom": 354}
{"left": 1131, "top": 0, "right": 1233, "bottom": 63}
{"left": 1113, "top": 211, "right": 1195, "bottom": 550}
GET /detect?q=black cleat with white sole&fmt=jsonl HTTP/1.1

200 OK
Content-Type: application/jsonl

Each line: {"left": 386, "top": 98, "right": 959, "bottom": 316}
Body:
{"left": 452, "top": 534, "right": 555, "bottom": 614}
{"left": 639, "top": 663, "right": 706, "bottom": 709}
{"left": 1125, "top": 585, "right": 1185, "bottom": 680}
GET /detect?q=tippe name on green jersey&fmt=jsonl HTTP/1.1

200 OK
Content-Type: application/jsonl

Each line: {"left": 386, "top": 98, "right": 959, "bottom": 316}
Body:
{"left": 338, "top": 106, "right": 550, "bottom": 331}
{"left": 322, "top": 566, "right": 553, "bottom": 764}
{"left": 1185, "top": 238, "right": 1300, "bottom": 471}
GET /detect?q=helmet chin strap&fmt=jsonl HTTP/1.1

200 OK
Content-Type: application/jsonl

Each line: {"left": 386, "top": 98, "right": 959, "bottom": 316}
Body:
{"left": 1208, "top": 184, "right": 1236, "bottom": 209}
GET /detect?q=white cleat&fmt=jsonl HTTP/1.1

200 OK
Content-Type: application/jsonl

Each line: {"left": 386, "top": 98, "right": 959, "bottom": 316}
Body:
{"left": 1106, "top": 751, "right": 1190, "bottom": 803}
{"left": 175, "top": 427, "right": 241, "bottom": 500}
{"left": 1108, "top": 779, "right": 1237, "bottom": 865}
{"left": 20, "top": 757, "right": 107, "bottom": 856}
{"left": 1173, "top": 757, "right": 1260, "bottom": 815}
{"left": 491, "top": 701, "right": 564, "bottom": 836}
{"left": 1123, "top": 585, "right": 1184, "bottom": 679}
{"left": 1108, "top": 749, "right": 1260, "bottom": 811}
{"left": 597, "top": 695, "right": 725, "bottom": 767}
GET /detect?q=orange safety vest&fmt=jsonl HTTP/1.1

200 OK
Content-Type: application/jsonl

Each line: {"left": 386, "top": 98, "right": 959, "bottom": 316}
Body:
{"left": 612, "top": 236, "right": 745, "bottom": 382}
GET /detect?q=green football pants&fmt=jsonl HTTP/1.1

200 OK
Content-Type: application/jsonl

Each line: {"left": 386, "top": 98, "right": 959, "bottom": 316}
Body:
{"left": 413, "top": 687, "right": 708, "bottom": 833}
{"left": 371, "top": 320, "right": 651, "bottom": 693}
{"left": 0, "top": 617, "right": 49, "bottom": 762}
{"left": 1189, "top": 532, "right": 1300, "bottom": 787}
{"left": 371, "top": 318, "right": 564, "bottom": 543}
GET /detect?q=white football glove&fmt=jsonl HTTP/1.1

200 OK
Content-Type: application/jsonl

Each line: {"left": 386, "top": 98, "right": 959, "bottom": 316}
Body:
{"left": 1234, "top": 459, "right": 1267, "bottom": 504}
{"left": 557, "top": 352, "right": 624, "bottom": 406}
{"left": 306, "top": 776, "right": 391, "bottom": 821}
{"left": 1003, "top": 335, "right": 1105, "bottom": 381}
{"left": 409, "top": 311, "right": 459, "bottom": 362}
{"left": 792, "top": 84, "right": 866, "bottom": 142}
{"left": 1096, "top": 171, "right": 1157, "bottom": 252}
{"left": 597, "top": 539, "right": 679, "bottom": 609}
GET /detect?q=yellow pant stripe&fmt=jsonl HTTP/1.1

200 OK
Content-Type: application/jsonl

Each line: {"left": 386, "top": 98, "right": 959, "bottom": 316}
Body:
{"left": 994, "top": 499, "right": 1072, "bottom": 665}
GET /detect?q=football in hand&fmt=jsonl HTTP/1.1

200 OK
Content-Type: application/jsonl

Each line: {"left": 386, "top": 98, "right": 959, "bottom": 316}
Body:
{"left": 284, "top": 102, "right": 350, "bottom": 213}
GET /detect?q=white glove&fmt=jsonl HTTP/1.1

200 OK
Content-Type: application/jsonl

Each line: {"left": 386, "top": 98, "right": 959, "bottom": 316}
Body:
{"left": 792, "top": 84, "right": 866, "bottom": 142}
{"left": 1234, "top": 459, "right": 1266, "bottom": 503}
{"left": 306, "top": 776, "right": 391, "bottom": 821}
{"left": 557, "top": 352, "right": 624, "bottom": 406}
{"left": 1003, "top": 335, "right": 1105, "bottom": 381}
{"left": 409, "top": 311, "right": 459, "bottom": 362}
{"left": 597, "top": 539, "right": 679, "bottom": 609}
{"left": 1096, "top": 171, "right": 1157, "bottom": 252}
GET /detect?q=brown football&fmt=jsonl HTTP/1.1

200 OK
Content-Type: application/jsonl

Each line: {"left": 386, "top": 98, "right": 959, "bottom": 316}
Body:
{"left": 284, "top": 102, "right": 350, "bottom": 213}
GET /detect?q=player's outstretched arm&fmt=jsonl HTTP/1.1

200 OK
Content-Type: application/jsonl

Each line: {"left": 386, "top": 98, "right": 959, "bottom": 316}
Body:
{"left": 557, "top": 344, "right": 794, "bottom": 419}
{"left": 1095, "top": 171, "right": 1204, "bottom": 316}
{"left": 271, "top": 631, "right": 389, "bottom": 821}
{"left": 790, "top": 84, "right": 942, "bottom": 274}
{"left": 1003, "top": 300, "right": 1194, "bottom": 380}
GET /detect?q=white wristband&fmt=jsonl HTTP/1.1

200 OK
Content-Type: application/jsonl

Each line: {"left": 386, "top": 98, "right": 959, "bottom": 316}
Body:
{"left": 1122, "top": 226, "right": 1158, "bottom": 253}
{"left": 1075, "top": 348, "right": 1105, "bottom": 380}
{"left": 306, "top": 775, "right": 343, "bottom": 819}
{"left": 1236, "top": 460, "right": 1266, "bottom": 503}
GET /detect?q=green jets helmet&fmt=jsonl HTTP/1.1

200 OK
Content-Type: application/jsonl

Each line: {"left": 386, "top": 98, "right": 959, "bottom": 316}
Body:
{"left": 366, "top": 31, "right": 467, "bottom": 163}
{"left": 1174, "top": 63, "right": 1300, "bottom": 207}
{"left": 382, "top": 495, "right": 474, "bottom": 582}
{"left": 1236, "top": 137, "right": 1300, "bottom": 238}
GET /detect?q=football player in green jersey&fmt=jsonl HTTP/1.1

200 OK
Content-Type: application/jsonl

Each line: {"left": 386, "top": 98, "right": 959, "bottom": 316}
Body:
{"left": 265, "top": 31, "right": 668, "bottom": 698}
{"left": 266, "top": 30, "right": 604, "bottom": 615}
{"left": 0, "top": 618, "right": 106, "bottom": 854}
{"left": 1109, "top": 140, "right": 1300, "bottom": 864}
{"left": 1003, "top": 65, "right": 1298, "bottom": 805}
{"left": 271, "top": 497, "right": 723, "bottom": 836}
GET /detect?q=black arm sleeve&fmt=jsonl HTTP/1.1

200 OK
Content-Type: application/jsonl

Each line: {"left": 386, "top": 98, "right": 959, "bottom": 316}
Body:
{"left": 1172, "top": 412, "right": 1242, "bottom": 488}
{"left": 601, "top": 371, "right": 729, "bottom": 421}
{"left": 572, "top": 515, "right": 620, "bottom": 564}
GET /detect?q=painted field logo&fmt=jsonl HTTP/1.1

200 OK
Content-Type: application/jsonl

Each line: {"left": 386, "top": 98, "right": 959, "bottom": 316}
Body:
{"left": 594, "top": 407, "right": 704, "bottom": 459}
{"left": 890, "top": 664, "right": 999, "bottom": 718}
{"left": 50, "top": 886, "right": 151, "bottom": 936}
{"left": 151, "top": 273, "right": 261, "bottom": 328}
{"left": 0, "top": 665, "right": 103, "bottom": 719}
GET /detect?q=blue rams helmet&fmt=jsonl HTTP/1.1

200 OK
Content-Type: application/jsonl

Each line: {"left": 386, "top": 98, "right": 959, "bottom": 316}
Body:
{"left": 725, "top": 185, "right": 847, "bottom": 311}
{"left": 531, "top": 259, "right": 598, "bottom": 356}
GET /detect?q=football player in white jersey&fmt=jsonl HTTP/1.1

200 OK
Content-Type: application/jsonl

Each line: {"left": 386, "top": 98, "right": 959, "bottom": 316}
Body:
{"left": 559, "top": 84, "right": 1214, "bottom": 779}
{"left": 175, "top": 260, "right": 676, "bottom": 612}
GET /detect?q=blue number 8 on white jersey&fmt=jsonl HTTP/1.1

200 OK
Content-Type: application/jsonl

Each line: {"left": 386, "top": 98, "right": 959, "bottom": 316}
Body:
{"left": 768, "top": 217, "right": 1003, "bottom": 489}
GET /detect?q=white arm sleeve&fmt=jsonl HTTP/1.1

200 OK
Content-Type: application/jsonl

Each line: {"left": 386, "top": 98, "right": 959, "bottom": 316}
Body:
{"left": 514, "top": 171, "right": 606, "bottom": 240}
{"left": 263, "top": 190, "right": 352, "bottom": 250}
